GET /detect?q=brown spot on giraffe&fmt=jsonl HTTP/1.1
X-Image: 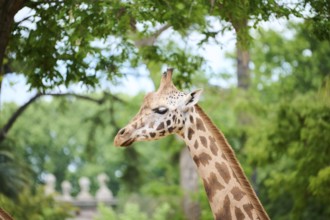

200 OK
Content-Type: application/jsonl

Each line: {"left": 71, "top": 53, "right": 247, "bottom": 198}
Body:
{"left": 166, "top": 120, "right": 171, "bottom": 126}
{"left": 231, "top": 186, "right": 246, "bottom": 201}
{"left": 215, "top": 162, "right": 231, "bottom": 184}
{"left": 190, "top": 115, "right": 194, "bottom": 124}
{"left": 193, "top": 155, "right": 200, "bottom": 167}
{"left": 215, "top": 195, "right": 232, "bottom": 220}
{"left": 150, "top": 132, "right": 156, "bottom": 138}
{"left": 243, "top": 203, "right": 254, "bottom": 219}
{"left": 235, "top": 206, "right": 245, "bottom": 219}
{"left": 200, "top": 136, "right": 207, "bottom": 147}
{"left": 187, "top": 128, "right": 194, "bottom": 140}
{"left": 194, "top": 140, "right": 199, "bottom": 149}
{"left": 198, "top": 152, "right": 212, "bottom": 166}
{"left": 196, "top": 118, "right": 206, "bottom": 131}
{"left": 204, "top": 172, "right": 225, "bottom": 202}
{"left": 156, "top": 122, "right": 164, "bottom": 130}
{"left": 209, "top": 136, "right": 218, "bottom": 156}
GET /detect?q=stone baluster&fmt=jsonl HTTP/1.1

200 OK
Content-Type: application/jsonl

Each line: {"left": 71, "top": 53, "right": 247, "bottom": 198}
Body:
{"left": 44, "top": 173, "right": 56, "bottom": 196}
{"left": 76, "top": 177, "right": 93, "bottom": 201}
{"left": 95, "top": 173, "right": 113, "bottom": 202}
{"left": 60, "top": 180, "right": 73, "bottom": 202}
{"left": 43, "top": 172, "right": 116, "bottom": 216}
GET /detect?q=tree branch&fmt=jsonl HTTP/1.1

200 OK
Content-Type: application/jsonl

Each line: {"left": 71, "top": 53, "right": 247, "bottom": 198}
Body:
{"left": 0, "top": 91, "right": 125, "bottom": 143}
{"left": 46, "top": 92, "right": 106, "bottom": 104}
{"left": 0, "top": 93, "right": 42, "bottom": 142}
{"left": 134, "top": 24, "right": 171, "bottom": 47}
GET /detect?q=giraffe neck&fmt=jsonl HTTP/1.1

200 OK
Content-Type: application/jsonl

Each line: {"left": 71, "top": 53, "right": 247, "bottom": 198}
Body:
{"left": 179, "top": 105, "right": 269, "bottom": 220}
{"left": 0, "top": 208, "right": 13, "bottom": 220}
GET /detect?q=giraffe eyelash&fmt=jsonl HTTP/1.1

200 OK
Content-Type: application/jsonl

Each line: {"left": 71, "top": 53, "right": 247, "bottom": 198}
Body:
{"left": 152, "top": 107, "right": 168, "bottom": 114}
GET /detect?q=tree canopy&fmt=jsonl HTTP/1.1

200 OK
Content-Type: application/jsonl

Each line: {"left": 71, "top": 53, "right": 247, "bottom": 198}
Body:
{"left": 1, "top": 0, "right": 328, "bottom": 91}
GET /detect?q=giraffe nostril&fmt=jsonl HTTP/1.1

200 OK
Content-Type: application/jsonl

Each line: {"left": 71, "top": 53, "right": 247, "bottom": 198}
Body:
{"left": 119, "top": 128, "right": 126, "bottom": 135}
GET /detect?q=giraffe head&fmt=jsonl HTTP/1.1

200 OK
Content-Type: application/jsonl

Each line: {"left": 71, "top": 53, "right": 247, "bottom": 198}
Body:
{"left": 114, "top": 68, "right": 202, "bottom": 147}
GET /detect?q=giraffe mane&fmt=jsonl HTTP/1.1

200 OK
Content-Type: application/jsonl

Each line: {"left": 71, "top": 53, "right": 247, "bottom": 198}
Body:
{"left": 195, "top": 104, "right": 269, "bottom": 220}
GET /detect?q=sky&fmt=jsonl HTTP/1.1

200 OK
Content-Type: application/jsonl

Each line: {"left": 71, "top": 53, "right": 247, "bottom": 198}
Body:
{"left": 1, "top": 6, "right": 293, "bottom": 106}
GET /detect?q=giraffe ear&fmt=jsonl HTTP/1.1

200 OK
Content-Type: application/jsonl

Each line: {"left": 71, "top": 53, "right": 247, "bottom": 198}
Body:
{"left": 183, "top": 89, "right": 203, "bottom": 109}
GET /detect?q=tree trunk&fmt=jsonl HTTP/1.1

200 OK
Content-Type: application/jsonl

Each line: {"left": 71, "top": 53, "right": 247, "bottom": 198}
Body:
{"left": 232, "top": 16, "right": 250, "bottom": 90}
{"left": 180, "top": 147, "right": 200, "bottom": 220}
{"left": 0, "top": 0, "right": 26, "bottom": 92}
{"left": 236, "top": 47, "right": 250, "bottom": 89}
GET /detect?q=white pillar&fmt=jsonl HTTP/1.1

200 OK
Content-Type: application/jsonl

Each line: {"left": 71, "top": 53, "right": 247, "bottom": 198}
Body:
{"left": 77, "top": 177, "right": 93, "bottom": 201}
{"left": 95, "top": 173, "right": 113, "bottom": 202}
{"left": 60, "top": 180, "right": 73, "bottom": 201}
{"left": 44, "top": 173, "right": 56, "bottom": 196}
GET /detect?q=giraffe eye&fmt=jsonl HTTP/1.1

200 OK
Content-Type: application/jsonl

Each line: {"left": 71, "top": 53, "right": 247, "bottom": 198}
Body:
{"left": 153, "top": 107, "right": 168, "bottom": 114}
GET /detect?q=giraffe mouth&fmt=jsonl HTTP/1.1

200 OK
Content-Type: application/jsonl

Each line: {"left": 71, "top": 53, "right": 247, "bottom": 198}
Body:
{"left": 121, "top": 138, "right": 135, "bottom": 147}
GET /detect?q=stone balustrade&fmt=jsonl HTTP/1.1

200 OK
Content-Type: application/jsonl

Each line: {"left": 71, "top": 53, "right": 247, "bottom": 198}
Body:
{"left": 44, "top": 173, "right": 116, "bottom": 220}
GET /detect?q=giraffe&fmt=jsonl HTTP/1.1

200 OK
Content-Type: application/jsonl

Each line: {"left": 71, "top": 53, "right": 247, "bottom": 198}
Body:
{"left": 0, "top": 208, "right": 13, "bottom": 220}
{"left": 114, "top": 68, "right": 270, "bottom": 220}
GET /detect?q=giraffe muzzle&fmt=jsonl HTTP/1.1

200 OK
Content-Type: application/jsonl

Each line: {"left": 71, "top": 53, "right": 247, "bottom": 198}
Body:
{"left": 114, "top": 136, "right": 135, "bottom": 147}
{"left": 114, "top": 128, "right": 135, "bottom": 147}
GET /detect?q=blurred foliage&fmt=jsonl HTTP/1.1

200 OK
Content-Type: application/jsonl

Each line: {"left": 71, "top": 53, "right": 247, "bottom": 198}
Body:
{"left": 246, "top": 92, "right": 330, "bottom": 219}
{"left": 0, "top": 187, "right": 74, "bottom": 220}
{"left": 0, "top": 1, "right": 329, "bottom": 219}
{"left": 0, "top": 139, "right": 32, "bottom": 199}
{"left": 251, "top": 22, "right": 330, "bottom": 100}
{"left": 0, "top": 94, "right": 139, "bottom": 196}
{"left": 95, "top": 202, "right": 171, "bottom": 220}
